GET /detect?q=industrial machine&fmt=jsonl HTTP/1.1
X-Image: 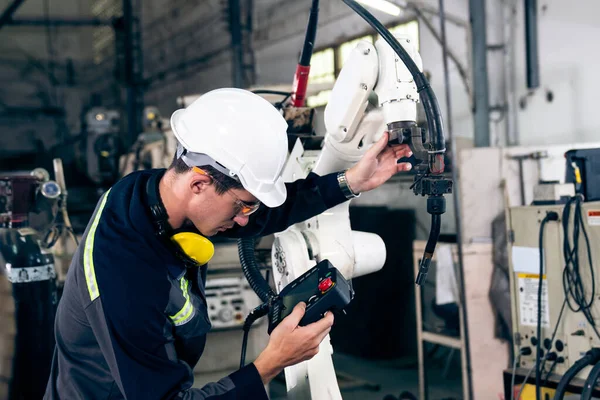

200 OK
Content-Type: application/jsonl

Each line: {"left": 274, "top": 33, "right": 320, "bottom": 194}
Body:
{"left": 119, "top": 106, "right": 175, "bottom": 177}
{"left": 81, "top": 107, "right": 122, "bottom": 186}
{"left": 0, "top": 169, "right": 61, "bottom": 399}
{"left": 507, "top": 196, "right": 600, "bottom": 398}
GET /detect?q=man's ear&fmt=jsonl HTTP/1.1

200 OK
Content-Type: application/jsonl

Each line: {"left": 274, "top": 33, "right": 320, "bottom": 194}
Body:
{"left": 189, "top": 171, "right": 213, "bottom": 194}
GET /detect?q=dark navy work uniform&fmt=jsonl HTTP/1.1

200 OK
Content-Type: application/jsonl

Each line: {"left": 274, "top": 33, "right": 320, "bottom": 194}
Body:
{"left": 44, "top": 169, "right": 348, "bottom": 400}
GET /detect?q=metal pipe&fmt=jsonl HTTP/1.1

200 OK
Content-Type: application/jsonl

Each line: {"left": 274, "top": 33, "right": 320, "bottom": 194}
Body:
{"left": 8, "top": 17, "right": 112, "bottom": 26}
{"left": 123, "top": 0, "right": 139, "bottom": 147}
{"left": 503, "top": 0, "right": 520, "bottom": 145}
{"left": 439, "top": 0, "right": 473, "bottom": 399}
{"left": 0, "top": 106, "right": 65, "bottom": 117}
{"left": 524, "top": 0, "right": 539, "bottom": 89}
{"left": 469, "top": 0, "right": 490, "bottom": 147}
{"left": 228, "top": 0, "right": 244, "bottom": 88}
{"left": 0, "top": 0, "right": 26, "bottom": 30}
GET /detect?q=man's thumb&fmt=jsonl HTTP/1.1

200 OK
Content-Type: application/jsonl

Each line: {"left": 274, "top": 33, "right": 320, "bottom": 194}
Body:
{"left": 284, "top": 302, "right": 306, "bottom": 328}
{"left": 370, "top": 131, "right": 389, "bottom": 154}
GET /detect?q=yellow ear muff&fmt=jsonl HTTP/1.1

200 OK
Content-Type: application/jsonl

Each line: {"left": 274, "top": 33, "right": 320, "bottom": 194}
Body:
{"left": 170, "top": 232, "right": 215, "bottom": 266}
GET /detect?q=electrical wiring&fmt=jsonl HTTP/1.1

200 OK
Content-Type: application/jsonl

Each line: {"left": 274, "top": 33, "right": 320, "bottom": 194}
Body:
{"left": 539, "top": 298, "right": 567, "bottom": 375}
{"left": 541, "top": 356, "right": 561, "bottom": 388}
{"left": 536, "top": 212, "right": 558, "bottom": 400}
{"left": 561, "top": 195, "right": 600, "bottom": 340}
{"left": 510, "top": 300, "right": 566, "bottom": 400}
{"left": 510, "top": 354, "right": 521, "bottom": 400}
{"left": 515, "top": 362, "right": 537, "bottom": 400}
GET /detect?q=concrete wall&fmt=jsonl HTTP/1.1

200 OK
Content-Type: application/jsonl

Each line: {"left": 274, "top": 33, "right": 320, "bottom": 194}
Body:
{"left": 141, "top": 0, "right": 232, "bottom": 115}
{"left": 507, "top": 0, "right": 600, "bottom": 146}
{"left": 0, "top": 0, "right": 95, "bottom": 158}
{"left": 2, "top": 0, "right": 598, "bottom": 152}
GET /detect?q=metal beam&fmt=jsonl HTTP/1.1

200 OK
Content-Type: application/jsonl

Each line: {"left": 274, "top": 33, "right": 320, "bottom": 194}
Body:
{"left": 0, "top": 0, "right": 27, "bottom": 30}
{"left": 0, "top": 106, "right": 65, "bottom": 118}
{"left": 469, "top": 0, "right": 490, "bottom": 147}
{"left": 524, "top": 0, "right": 540, "bottom": 89}
{"left": 8, "top": 17, "right": 112, "bottom": 26}
{"left": 228, "top": 0, "right": 244, "bottom": 88}
{"left": 123, "top": 0, "right": 136, "bottom": 147}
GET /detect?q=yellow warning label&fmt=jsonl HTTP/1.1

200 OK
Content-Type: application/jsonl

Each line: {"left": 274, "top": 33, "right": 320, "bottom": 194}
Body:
{"left": 517, "top": 273, "right": 546, "bottom": 279}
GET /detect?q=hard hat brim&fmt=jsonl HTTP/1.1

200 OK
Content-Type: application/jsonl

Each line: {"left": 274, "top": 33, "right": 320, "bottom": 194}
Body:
{"left": 251, "top": 177, "right": 286, "bottom": 208}
{"left": 170, "top": 109, "right": 189, "bottom": 150}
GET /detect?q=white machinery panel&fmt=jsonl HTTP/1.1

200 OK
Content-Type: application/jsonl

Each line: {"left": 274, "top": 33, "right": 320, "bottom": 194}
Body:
{"left": 205, "top": 277, "right": 261, "bottom": 330}
{"left": 508, "top": 201, "right": 600, "bottom": 380}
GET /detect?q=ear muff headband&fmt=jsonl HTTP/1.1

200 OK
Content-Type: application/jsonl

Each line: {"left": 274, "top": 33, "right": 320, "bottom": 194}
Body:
{"left": 146, "top": 170, "right": 214, "bottom": 266}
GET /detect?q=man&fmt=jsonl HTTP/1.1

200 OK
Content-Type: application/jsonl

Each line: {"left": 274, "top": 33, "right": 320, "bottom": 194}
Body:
{"left": 45, "top": 88, "right": 413, "bottom": 399}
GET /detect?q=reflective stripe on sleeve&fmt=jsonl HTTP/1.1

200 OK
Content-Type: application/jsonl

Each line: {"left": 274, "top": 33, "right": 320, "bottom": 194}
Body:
{"left": 84, "top": 189, "right": 111, "bottom": 301}
{"left": 170, "top": 277, "right": 195, "bottom": 326}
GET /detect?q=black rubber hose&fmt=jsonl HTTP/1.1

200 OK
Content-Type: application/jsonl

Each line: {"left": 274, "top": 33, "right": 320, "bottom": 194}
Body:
{"left": 299, "top": 0, "right": 319, "bottom": 66}
{"left": 415, "top": 214, "right": 441, "bottom": 285}
{"left": 237, "top": 238, "right": 274, "bottom": 303}
{"left": 582, "top": 360, "right": 600, "bottom": 400}
{"left": 341, "top": 0, "right": 445, "bottom": 153}
{"left": 240, "top": 303, "right": 270, "bottom": 368}
{"left": 237, "top": 238, "right": 284, "bottom": 334}
{"left": 537, "top": 212, "right": 558, "bottom": 400}
{"left": 250, "top": 89, "right": 292, "bottom": 97}
{"left": 554, "top": 349, "right": 600, "bottom": 400}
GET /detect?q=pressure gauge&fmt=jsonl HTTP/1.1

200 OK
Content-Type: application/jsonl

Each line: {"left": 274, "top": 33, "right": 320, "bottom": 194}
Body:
{"left": 41, "top": 181, "right": 61, "bottom": 199}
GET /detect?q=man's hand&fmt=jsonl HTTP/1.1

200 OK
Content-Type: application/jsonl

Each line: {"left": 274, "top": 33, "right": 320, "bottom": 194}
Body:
{"left": 253, "top": 302, "right": 334, "bottom": 384}
{"left": 345, "top": 131, "right": 413, "bottom": 194}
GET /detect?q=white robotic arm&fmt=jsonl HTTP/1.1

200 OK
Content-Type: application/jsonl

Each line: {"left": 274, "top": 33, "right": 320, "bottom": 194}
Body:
{"left": 271, "top": 35, "right": 423, "bottom": 400}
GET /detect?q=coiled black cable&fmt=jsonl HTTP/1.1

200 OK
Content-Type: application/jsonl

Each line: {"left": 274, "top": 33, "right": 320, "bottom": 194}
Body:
{"left": 341, "top": 0, "right": 445, "bottom": 154}
{"left": 561, "top": 195, "right": 600, "bottom": 339}
{"left": 237, "top": 238, "right": 275, "bottom": 303}
{"left": 240, "top": 303, "right": 270, "bottom": 369}
{"left": 582, "top": 359, "right": 600, "bottom": 400}
{"left": 554, "top": 349, "right": 600, "bottom": 400}
{"left": 536, "top": 211, "right": 559, "bottom": 400}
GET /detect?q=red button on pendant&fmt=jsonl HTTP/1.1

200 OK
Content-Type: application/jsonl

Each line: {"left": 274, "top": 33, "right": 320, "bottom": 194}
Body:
{"left": 318, "top": 277, "right": 333, "bottom": 292}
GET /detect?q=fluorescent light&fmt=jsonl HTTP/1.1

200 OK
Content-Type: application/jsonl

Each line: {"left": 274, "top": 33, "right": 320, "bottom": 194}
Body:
{"left": 356, "top": 0, "right": 402, "bottom": 16}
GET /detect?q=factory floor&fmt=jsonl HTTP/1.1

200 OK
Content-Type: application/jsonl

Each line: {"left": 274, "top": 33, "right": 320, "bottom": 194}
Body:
{"left": 194, "top": 350, "right": 464, "bottom": 399}
{"left": 267, "top": 352, "right": 463, "bottom": 400}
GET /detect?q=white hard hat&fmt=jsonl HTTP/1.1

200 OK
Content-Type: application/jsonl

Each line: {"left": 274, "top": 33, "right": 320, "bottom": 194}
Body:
{"left": 170, "top": 88, "right": 289, "bottom": 207}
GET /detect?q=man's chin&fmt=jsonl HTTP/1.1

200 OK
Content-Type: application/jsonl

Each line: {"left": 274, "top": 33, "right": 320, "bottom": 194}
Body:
{"left": 204, "top": 227, "right": 222, "bottom": 237}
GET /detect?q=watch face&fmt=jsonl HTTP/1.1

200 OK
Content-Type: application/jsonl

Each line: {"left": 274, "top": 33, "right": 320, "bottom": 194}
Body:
{"left": 41, "top": 181, "right": 61, "bottom": 199}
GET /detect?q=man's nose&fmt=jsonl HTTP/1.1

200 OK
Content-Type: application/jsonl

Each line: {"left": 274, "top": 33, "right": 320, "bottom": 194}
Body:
{"left": 233, "top": 214, "right": 249, "bottom": 227}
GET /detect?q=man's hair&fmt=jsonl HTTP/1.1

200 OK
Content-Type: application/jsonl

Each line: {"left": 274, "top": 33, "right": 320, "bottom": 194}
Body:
{"left": 168, "top": 154, "right": 244, "bottom": 195}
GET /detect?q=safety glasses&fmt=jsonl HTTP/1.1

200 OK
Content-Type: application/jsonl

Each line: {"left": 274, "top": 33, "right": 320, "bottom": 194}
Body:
{"left": 225, "top": 190, "right": 261, "bottom": 217}
{"left": 193, "top": 166, "right": 261, "bottom": 216}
